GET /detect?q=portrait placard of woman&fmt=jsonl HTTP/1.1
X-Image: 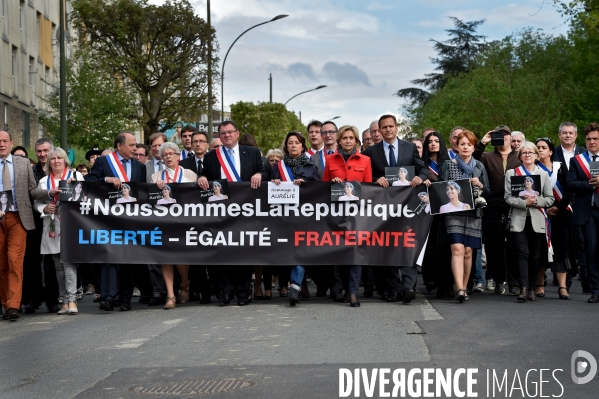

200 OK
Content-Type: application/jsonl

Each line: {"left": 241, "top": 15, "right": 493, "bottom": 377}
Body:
{"left": 208, "top": 181, "right": 228, "bottom": 202}
{"left": 439, "top": 181, "right": 471, "bottom": 214}
{"left": 338, "top": 182, "right": 360, "bottom": 201}
{"left": 156, "top": 184, "right": 177, "bottom": 205}
{"left": 392, "top": 167, "right": 411, "bottom": 186}
{"left": 116, "top": 183, "right": 137, "bottom": 203}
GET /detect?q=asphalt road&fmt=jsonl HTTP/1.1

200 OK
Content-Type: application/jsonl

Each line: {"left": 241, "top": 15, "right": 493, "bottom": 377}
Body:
{"left": 1, "top": 273, "right": 598, "bottom": 399}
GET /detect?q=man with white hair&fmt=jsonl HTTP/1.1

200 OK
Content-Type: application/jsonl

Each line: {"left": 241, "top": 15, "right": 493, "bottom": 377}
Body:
{"left": 511, "top": 131, "right": 525, "bottom": 152}
{"left": 370, "top": 120, "right": 382, "bottom": 144}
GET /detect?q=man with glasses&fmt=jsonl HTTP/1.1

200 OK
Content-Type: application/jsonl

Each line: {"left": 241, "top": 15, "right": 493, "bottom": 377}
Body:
{"left": 198, "top": 121, "right": 267, "bottom": 306}
{"left": 134, "top": 144, "right": 149, "bottom": 165}
{"left": 180, "top": 131, "right": 209, "bottom": 176}
{"left": 311, "top": 120, "right": 339, "bottom": 176}
{"left": 306, "top": 120, "right": 324, "bottom": 156}
{"left": 567, "top": 123, "right": 599, "bottom": 303}
{"left": 361, "top": 129, "right": 373, "bottom": 151}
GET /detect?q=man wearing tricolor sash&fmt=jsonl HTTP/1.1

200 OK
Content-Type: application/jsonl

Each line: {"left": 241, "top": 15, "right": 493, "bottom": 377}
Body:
{"left": 198, "top": 121, "right": 267, "bottom": 307}
{"left": 86, "top": 132, "right": 147, "bottom": 312}
{"left": 567, "top": 123, "right": 599, "bottom": 303}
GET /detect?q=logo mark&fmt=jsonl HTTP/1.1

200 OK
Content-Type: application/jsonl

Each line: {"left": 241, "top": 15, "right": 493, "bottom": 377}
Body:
{"left": 571, "top": 350, "right": 597, "bottom": 384}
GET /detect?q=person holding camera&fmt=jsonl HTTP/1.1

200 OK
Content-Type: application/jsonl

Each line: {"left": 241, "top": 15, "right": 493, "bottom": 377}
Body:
{"left": 474, "top": 126, "right": 521, "bottom": 295}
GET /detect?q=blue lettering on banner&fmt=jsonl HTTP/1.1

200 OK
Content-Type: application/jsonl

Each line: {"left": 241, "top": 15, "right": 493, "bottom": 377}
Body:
{"left": 78, "top": 229, "right": 163, "bottom": 246}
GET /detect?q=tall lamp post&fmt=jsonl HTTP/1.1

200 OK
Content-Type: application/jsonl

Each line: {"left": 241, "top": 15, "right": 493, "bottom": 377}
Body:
{"left": 221, "top": 15, "right": 288, "bottom": 122}
{"left": 284, "top": 85, "right": 327, "bottom": 105}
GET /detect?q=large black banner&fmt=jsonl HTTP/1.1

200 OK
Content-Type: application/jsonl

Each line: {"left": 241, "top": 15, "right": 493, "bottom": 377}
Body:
{"left": 60, "top": 182, "right": 431, "bottom": 266}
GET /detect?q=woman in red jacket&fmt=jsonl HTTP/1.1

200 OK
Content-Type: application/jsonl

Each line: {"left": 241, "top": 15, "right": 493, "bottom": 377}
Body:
{"left": 322, "top": 125, "right": 372, "bottom": 307}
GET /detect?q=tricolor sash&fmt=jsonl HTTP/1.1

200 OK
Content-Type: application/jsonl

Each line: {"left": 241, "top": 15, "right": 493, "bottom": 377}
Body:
{"left": 448, "top": 149, "right": 456, "bottom": 160}
{"left": 107, "top": 152, "right": 129, "bottom": 182}
{"left": 216, "top": 146, "right": 241, "bottom": 182}
{"left": 574, "top": 152, "right": 599, "bottom": 195}
{"left": 307, "top": 149, "right": 316, "bottom": 157}
{"left": 515, "top": 166, "right": 550, "bottom": 247}
{"left": 162, "top": 166, "right": 183, "bottom": 183}
{"left": 428, "top": 159, "right": 439, "bottom": 176}
{"left": 47, "top": 169, "right": 72, "bottom": 197}
{"left": 537, "top": 162, "right": 571, "bottom": 212}
{"left": 277, "top": 160, "right": 294, "bottom": 182}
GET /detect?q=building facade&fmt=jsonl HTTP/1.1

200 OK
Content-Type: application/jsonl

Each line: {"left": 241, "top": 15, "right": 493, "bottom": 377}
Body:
{"left": 0, "top": 0, "right": 72, "bottom": 148}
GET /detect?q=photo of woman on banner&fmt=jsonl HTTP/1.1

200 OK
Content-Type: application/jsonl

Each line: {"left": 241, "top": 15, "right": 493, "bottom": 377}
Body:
{"left": 337, "top": 181, "right": 360, "bottom": 201}
{"left": 409, "top": 191, "right": 431, "bottom": 216}
{"left": 208, "top": 181, "right": 228, "bottom": 202}
{"left": 115, "top": 183, "right": 137, "bottom": 203}
{"left": 157, "top": 184, "right": 177, "bottom": 205}
{"left": 392, "top": 167, "right": 411, "bottom": 186}
{"left": 67, "top": 181, "right": 87, "bottom": 202}
{"left": 438, "top": 181, "right": 472, "bottom": 214}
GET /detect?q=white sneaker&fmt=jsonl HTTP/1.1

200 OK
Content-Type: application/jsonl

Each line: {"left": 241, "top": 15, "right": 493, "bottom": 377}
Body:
{"left": 132, "top": 287, "right": 141, "bottom": 297}
{"left": 486, "top": 279, "right": 496, "bottom": 291}
{"left": 473, "top": 283, "right": 484, "bottom": 292}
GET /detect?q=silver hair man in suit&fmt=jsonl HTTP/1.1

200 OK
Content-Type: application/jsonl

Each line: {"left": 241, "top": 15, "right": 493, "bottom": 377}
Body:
{"left": 0, "top": 131, "right": 60, "bottom": 321}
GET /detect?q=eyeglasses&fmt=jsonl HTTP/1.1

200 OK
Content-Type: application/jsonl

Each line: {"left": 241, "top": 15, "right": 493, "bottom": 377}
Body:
{"left": 161, "top": 152, "right": 178, "bottom": 158}
{"left": 321, "top": 130, "right": 337, "bottom": 136}
{"left": 521, "top": 152, "right": 536, "bottom": 157}
{"left": 134, "top": 153, "right": 147, "bottom": 158}
{"left": 219, "top": 130, "right": 237, "bottom": 136}
{"left": 363, "top": 138, "right": 373, "bottom": 142}
{"left": 192, "top": 140, "right": 208, "bottom": 145}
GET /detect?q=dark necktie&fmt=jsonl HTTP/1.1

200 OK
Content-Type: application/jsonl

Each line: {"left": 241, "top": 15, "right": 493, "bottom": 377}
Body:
{"left": 121, "top": 159, "right": 129, "bottom": 179}
{"left": 2, "top": 159, "right": 10, "bottom": 192}
{"left": 389, "top": 144, "right": 397, "bottom": 167}
{"left": 327, "top": 150, "right": 333, "bottom": 155}
{"left": 593, "top": 155, "right": 599, "bottom": 206}
{"left": 187, "top": 152, "right": 194, "bottom": 158}
{"left": 197, "top": 159, "right": 203, "bottom": 175}
{"left": 157, "top": 160, "right": 164, "bottom": 171}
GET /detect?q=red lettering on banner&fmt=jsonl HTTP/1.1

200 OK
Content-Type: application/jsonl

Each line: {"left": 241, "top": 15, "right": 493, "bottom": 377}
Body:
{"left": 294, "top": 230, "right": 416, "bottom": 247}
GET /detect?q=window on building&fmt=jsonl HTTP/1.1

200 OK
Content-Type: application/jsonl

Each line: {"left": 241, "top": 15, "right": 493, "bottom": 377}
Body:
{"left": 20, "top": 1, "right": 25, "bottom": 30}
{"left": 36, "top": 12, "right": 40, "bottom": 42}
{"left": 12, "top": 46, "right": 17, "bottom": 77}
{"left": 29, "top": 56, "right": 34, "bottom": 87}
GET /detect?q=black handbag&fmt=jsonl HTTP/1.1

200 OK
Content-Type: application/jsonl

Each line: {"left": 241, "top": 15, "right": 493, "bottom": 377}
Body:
{"left": 499, "top": 207, "right": 512, "bottom": 236}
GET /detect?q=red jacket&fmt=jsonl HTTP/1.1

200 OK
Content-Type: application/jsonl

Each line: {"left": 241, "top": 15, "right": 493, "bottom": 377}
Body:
{"left": 322, "top": 152, "right": 372, "bottom": 183}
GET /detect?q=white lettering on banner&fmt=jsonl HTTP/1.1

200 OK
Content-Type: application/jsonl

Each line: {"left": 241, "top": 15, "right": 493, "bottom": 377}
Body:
{"left": 87, "top": 198, "right": 415, "bottom": 221}
{"left": 185, "top": 228, "right": 271, "bottom": 247}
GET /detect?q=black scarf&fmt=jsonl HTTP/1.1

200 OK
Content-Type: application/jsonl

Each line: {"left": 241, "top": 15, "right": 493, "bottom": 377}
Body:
{"left": 337, "top": 147, "right": 357, "bottom": 161}
{"left": 283, "top": 154, "right": 308, "bottom": 177}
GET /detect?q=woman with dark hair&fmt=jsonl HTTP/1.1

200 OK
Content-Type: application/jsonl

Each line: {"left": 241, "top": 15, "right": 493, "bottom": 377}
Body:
{"left": 439, "top": 181, "right": 471, "bottom": 213}
{"left": 534, "top": 138, "right": 572, "bottom": 299}
{"left": 421, "top": 133, "right": 452, "bottom": 296}
{"left": 272, "top": 131, "right": 320, "bottom": 306}
{"left": 440, "top": 131, "right": 490, "bottom": 303}
{"left": 504, "top": 141, "right": 554, "bottom": 302}
{"left": 322, "top": 125, "right": 372, "bottom": 307}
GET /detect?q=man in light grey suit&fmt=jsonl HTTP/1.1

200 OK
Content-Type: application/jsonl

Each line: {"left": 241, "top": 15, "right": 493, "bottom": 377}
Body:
{"left": 144, "top": 132, "right": 168, "bottom": 305}
{"left": 0, "top": 131, "right": 60, "bottom": 321}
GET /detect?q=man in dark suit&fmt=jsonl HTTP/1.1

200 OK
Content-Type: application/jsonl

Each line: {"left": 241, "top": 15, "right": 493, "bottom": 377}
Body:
{"left": 180, "top": 131, "right": 213, "bottom": 303}
{"left": 362, "top": 114, "right": 427, "bottom": 304}
{"left": 567, "top": 123, "right": 599, "bottom": 303}
{"left": 86, "top": 132, "right": 147, "bottom": 311}
{"left": 310, "top": 121, "right": 338, "bottom": 176}
{"left": 0, "top": 131, "right": 59, "bottom": 321}
{"left": 198, "top": 121, "right": 267, "bottom": 306}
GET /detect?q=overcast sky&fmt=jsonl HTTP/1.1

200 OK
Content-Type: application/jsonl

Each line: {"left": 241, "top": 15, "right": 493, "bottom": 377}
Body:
{"left": 149, "top": 0, "right": 568, "bottom": 133}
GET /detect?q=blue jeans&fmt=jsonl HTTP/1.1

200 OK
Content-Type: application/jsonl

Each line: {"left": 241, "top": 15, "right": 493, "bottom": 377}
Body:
{"left": 289, "top": 266, "right": 305, "bottom": 290}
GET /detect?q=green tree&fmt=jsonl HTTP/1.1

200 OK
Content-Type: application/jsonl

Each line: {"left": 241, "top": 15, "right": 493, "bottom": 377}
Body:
{"left": 413, "top": 29, "right": 579, "bottom": 143}
{"left": 396, "top": 17, "right": 487, "bottom": 106}
{"left": 38, "top": 46, "right": 139, "bottom": 149}
{"left": 231, "top": 102, "right": 305, "bottom": 152}
{"left": 71, "top": 0, "right": 218, "bottom": 141}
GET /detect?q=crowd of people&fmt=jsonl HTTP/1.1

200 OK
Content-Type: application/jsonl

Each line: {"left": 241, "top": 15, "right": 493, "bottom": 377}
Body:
{"left": 1, "top": 116, "right": 599, "bottom": 322}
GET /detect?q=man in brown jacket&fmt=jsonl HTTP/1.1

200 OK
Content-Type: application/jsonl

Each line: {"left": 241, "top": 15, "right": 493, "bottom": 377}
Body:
{"left": 0, "top": 131, "right": 59, "bottom": 321}
{"left": 473, "top": 125, "right": 521, "bottom": 295}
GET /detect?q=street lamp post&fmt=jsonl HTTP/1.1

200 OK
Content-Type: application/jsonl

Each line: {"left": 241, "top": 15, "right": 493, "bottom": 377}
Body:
{"left": 284, "top": 85, "right": 327, "bottom": 105}
{"left": 221, "top": 15, "right": 288, "bottom": 122}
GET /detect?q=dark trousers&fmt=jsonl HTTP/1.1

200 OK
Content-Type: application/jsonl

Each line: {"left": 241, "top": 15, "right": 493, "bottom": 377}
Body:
{"left": 580, "top": 208, "right": 599, "bottom": 295}
{"left": 212, "top": 266, "right": 252, "bottom": 299}
{"left": 331, "top": 265, "right": 349, "bottom": 298}
{"left": 575, "top": 225, "right": 588, "bottom": 285}
{"left": 132, "top": 264, "right": 152, "bottom": 297}
{"left": 100, "top": 264, "right": 134, "bottom": 304}
{"left": 148, "top": 264, "right": 166, "bottom": 298}
{"left": 482, "top": 206, "right": 508, "bottom": 285}
{"left": 361, "top": 266, "right": 374, "bottom": 291}
{"left": 344, "top": 265, "right": 362, "bottom": 295}
{"left": 511, "top": 217, "right": 545, "bottom": 290}
{"left": 189, "top": 265, "right": 212, "bottom": 299}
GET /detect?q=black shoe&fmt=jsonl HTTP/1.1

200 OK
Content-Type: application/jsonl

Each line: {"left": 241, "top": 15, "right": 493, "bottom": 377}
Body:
{"left": 120, "top": 302, "right": 131, "bottom": 311}
{"left": 199, "top": 297, "right": 211, "bottom": 304}
{"left": 402, "top": 289, "right": 416, "bottom": 304}
{"left": 588, "top": 294, "right": 599, "bottom": 303}
{"left": 386, "top": 292, "right": 399, "bottom": 302}
{"left": 138, "top": 295, "right": 152, "bottom": 304}
{"left": 1, "top": 311, "right": 8, "bottom": 320}
{"left": 289, "top": 288, "right": 300, "bottom": 307}
{"left": 362, "top": 288, "right": 373, "bottom": 298}
{"left": 315, "top": 289, "right": 328, "bottom": 297}
{"left": 24, "top": 302, "right": 37, "bottom": 314}
{"left": 349, "top": 294, "right": 360, "bottom": 307}
{"left": 425, "top": 282, "right": 436, "bottom": 292}
{"left": 8, "top": 308, "right": 19, "bottom": 321}
{"left": 47, "top": 304, "right": 60, "bottom": 313}
{"left": 148, "top": 296, "right": 166, "bottom": 306}
{"left": 99, "top": 301, "right": 113, "bottom": 311}
{"left": 237, "top": 298, "right": 249, "bottom": 306}
{"left": 219, "top": 296, "right": 230, "bottom": 307}
{"left": 190, "top": 292, "right": 201, "bottom": 302}
{"left": 558, "top": 287, "right": 571, "bottom": 300}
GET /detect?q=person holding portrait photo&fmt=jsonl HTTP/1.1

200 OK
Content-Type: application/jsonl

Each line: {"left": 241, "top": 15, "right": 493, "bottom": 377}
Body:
{"left": 0, "top": 191, "right": 14, "bottom": 213}
{"left": 518, "top": 176, "right": 539, "bottom": 198}
{"left": 391, "top": 167, "right": 411, "bottom": 186}
{"left": 338, "top": 182, "right": 359, "bottom": 201}
{"left": 208, "top": 181, "right": 228, "bottom": 202}
{"left": 439, "top": 130, "right": 490, "bottom": 303}
{"left": 68, "top": 182, "right": 87, "bottom": 202}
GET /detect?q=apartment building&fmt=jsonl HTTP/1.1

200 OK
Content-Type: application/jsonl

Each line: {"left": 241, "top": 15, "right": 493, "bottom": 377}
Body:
{"left": 0, "top": 0, "right": 72, "bottom": 148}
